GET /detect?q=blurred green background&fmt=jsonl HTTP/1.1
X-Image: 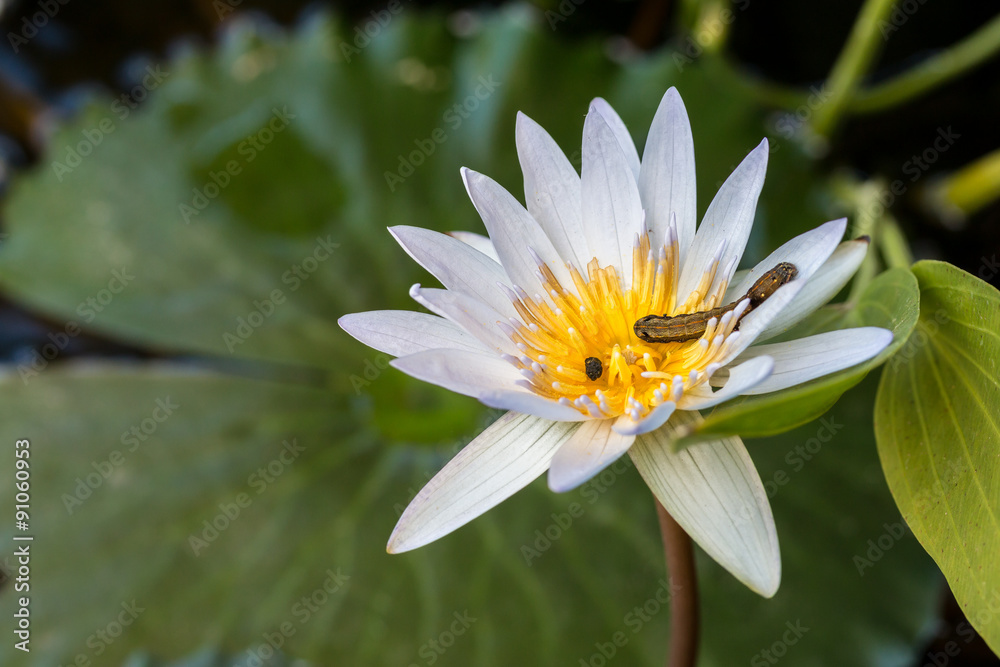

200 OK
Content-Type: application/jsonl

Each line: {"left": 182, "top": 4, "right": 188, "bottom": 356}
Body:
{"left": 0, "top": 1, "right": 998, "bottom": 665}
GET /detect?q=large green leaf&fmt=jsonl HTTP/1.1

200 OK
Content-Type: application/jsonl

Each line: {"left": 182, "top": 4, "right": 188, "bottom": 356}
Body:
{"left": 0, "top": 364, "right": 938, "bottom": 666}
{"left": 0, "top": 10, "right": 826, "bottom": 373}
{"left": 676, "top": 267, "right": 919, "bottom": 444}
{"left": 875, "top": 260, "right": 1000, "bottom": 654}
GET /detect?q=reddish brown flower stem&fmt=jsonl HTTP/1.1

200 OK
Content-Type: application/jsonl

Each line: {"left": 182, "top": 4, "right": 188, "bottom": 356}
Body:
{"left": 655, "top": 498, "right": 699, "bottom": 667}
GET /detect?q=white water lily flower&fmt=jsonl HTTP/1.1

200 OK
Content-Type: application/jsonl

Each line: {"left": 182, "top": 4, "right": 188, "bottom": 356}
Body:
{"left": 339, "top": 88, "right": 891, "bottom": 598}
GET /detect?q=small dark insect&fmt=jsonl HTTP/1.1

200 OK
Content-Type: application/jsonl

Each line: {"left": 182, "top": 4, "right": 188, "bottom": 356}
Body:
{"left": 633, "top": 262, "right": 797, "bottom": 344}
{"left": 584, "top": 356, "right": 603, "bottom": 381}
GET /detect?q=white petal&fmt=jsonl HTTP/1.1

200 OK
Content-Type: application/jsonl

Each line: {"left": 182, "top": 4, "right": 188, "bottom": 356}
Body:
{"left": 631, "top": 419, "right": 781, "bottom": 597}
{"left": 589, "top": 98, "right": 640, "bottom": 180}
{"left": 516, "top": 112, "right": 590, "bottom": 270}
{"left": 728, "top": 327, "right": 892, "bottom": 394}
{"left": 677, "top": 356, "right": 774, "bottom": 410}
{"left": 730, "top": 218, "right": 847, "bottom": 298}
{"left": 639, "top": 87, "right": 697, "bottom": 264}
{"left": 409, "top": 285, "right": 517, "bottom": 355}
{"left": 676, "top": 140, "right": 768, "bottom": 304}
{"left": 448, "top": 230, "right": 501, "bottom": 263}
{"left": 390, "top": 348, "right": 522, "bottom": 398}
{"left": 548, "top": 418, "right": 636, "bottom": 492}
{"left": 388, "top": 413, "right": 579, "bottom": 553}
{"left": 581, "top": 105, "right": 645, "bottom": 280}
{"left": 461, "top": 168, "right": 576, "bottom": 296}
{"left": 611, "top": 401, "right": 676, "bottom": 436}
{"left": 756, "top": 237, "right": 869, "bottom": 341}
{"left": 478, "top": 389, "right": 591, "bottom": 422}
{"left": 390, "top": 226, "right": 516, "bottom": 319}
{"left": 338, "top": 310, "right": 487, "bottom": 357}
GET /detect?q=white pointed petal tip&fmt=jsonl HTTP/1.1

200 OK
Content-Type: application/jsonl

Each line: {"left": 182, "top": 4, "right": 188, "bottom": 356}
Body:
{"left": 742, "top": 137, "right": 770, "bottom": 173}
{"left": 750, "top": 563, "right": 781, "bottom": 598}
{"left": 589, "top": 99, "right": 612, "bottom": 121}
{"left": 827, "top": 216, "right": 847, "bottom": 233}
{"left": 336, "top": 312, "right": 385, "bottom": 350}
{"left": 515, "top": 110, "right": 538, "bottom": 135}
{"left": 459, "top": 166, "right": 474, "bottom": 192}
{"left": 874, "top": 327, "right": 893, "bottom": 349}
{"left": 847, "top": 327, "right": 894, "bottom": 365}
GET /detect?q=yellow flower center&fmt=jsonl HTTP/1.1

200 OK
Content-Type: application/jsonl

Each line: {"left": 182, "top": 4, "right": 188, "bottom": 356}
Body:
{"left": 503, "top": 231, "right": 743, "bottom": 420}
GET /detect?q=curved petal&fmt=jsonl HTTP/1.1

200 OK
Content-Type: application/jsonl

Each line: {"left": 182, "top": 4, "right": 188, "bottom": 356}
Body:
{"left": 461, "top": 168, "right": 576, "bottom": 296}
{"left": 612, "top": 401, "right": 676, "bottom": 436}
{"left": 448, "top": 230, "right": 501, "bottom": 264}
{"left": 516, "top": 112, "right": 590, "bottom": 271}
{"left": 581, "top": 105, "right": 644, "bottom": 281}
{"left": 589, "top": 97, "right": 640, "bottom": 179}
{"left": 756, "top": 237, "right": 869, "bottom": 341}
{"left": 338, "top": 310, "right": 487, "bottom": 357}
{"left": 630, "top": 416, "right": 781, "bottom": 597}
{"left": 639, "top": 87, "right": 697, "bottom": 264}
{"left": 390, "top": 226, "right": 516, "bottom": 319}
{"left": 676, "top": 139, "right": 769, "bottom": 305}
{"left": 388, "top": 413, "right": 580, "bottom": 553}
{"left": 548, "top": 418, "right": 636, "bottom": 492}
{"left": 728, "top": 327, "right": 892, "bottom": 394}
{"left": 390, "top": 348, "right": 522, "bottom": 398}
{"left": 730, "top": 218, "right": 847, "bottom": 298}
{"left": 409, "top": 285, "right": 517, "bottom": 355}
{"left": 676, "top": 356, "right": 774, "bottom": 410}
{"left": 478, "top": 389, "right": 591, "bottom": 422}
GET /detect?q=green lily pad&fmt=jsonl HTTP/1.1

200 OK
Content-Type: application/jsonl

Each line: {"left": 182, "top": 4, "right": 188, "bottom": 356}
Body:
{"left": 875, "top": 260, "right": 1000, "bottom": 655}
{"left": 675, "top": 267, "right": 920, "bottom": 444}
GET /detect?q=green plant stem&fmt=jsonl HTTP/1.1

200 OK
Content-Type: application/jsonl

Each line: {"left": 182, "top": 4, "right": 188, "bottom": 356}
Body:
{"left": 728, "top": 70, "right": 811, "bottom": 109}
{"left": 832, "top": 178, "right": 885, "bottom": 304}
{"left": 656, "top": 499, "right": 699, "bottom": 667}
{"left": 722, "top": 10, "right": 1000, "bottom": 123}
{"left": 930, "top": 146, "right": 1000, "bottom": 219}
{"left": 878, "top": 215, "right": 914, "bottom": 270}
{"left": 811, "top": 0, "right": 898, "bottom": 137}
{"left": 851, "top": 12, "right": 1000, "bottom": 112}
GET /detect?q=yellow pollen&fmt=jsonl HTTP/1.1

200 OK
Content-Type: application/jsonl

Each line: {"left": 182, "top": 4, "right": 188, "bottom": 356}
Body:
{"left": 505, "top": 231, "right": 736, "bottom": 420}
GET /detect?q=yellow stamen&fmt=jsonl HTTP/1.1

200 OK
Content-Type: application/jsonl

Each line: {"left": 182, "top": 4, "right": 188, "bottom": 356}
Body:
{"left": 504, "top": 231, "right": 735, "bottom": 420}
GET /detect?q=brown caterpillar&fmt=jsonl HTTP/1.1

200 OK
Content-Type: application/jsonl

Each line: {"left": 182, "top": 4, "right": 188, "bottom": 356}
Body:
{"left": 633, "top": 262, "right": 797, "bottom": 344}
